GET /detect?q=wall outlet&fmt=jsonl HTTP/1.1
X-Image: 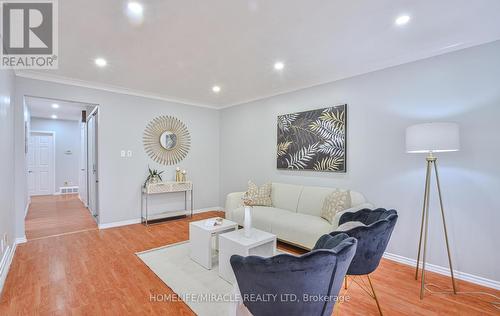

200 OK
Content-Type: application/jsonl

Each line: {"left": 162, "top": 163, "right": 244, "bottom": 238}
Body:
{"left": 127, "top": 150, "right": 132, "bottom": 157}
{"left": 120, "top": 150, "right": 126, "bottom": 157}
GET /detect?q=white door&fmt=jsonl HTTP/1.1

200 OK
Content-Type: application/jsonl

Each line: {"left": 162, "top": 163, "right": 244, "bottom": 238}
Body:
{"left": 87, "top": 109, "right": 98, "bottom": 219}
{"left": 28, "top": 132, "right": 55, "bottom": 196}
{"left": 79, "top": 122, "right": 88, "bottom": 206}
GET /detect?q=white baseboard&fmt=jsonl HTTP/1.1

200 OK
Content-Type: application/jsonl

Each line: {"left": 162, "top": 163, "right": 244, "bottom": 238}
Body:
{"left": 24, "top": 201, "right": 30, "bottom": 218}
{"left": 98, "top": 218, "right": 142, "bottom": 229}
{"left": 383, "top": 252, "right": 500, "bottom": 290}
{"left": 98, "top": 207, "right": 223, "bottom": 230}
{"left": 0, "top": 236, "right": 26, "bottom": 296}
{"left": 15, "top": 236, "right": 27, "bottom": 244}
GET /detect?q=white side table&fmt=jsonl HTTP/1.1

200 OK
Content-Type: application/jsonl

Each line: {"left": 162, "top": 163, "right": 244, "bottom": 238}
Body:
{"left": 189, "top": 218, "right": 239, "bottom": 270}
{"left": 219, "top": 228, "right": 277, "bottom": 284}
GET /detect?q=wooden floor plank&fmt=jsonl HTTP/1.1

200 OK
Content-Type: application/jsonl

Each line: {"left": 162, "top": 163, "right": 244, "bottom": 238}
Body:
{"left": 25, "top": 194, "right": 97, "bottom": 240}
{"left": 1, "top": 195, "right": 498, "bottom": 315}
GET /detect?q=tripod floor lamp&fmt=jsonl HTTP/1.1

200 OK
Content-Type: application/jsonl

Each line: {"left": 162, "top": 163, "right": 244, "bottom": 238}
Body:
{"left": 405, "top": 122, "right": 459, "bottom": 299}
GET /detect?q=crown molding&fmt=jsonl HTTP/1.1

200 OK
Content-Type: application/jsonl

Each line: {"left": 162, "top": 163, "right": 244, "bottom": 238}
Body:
{"left": 15, "top": 71, "right": 219, "bottom": 110}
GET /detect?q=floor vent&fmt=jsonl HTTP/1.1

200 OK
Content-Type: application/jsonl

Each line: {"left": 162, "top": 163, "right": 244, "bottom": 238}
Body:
{"left": 60, "top": 186, "right": 79, "bottom": 194}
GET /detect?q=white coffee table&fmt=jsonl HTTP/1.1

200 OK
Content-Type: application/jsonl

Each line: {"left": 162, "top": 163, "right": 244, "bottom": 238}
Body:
{"left": 218, "top": 228, "right": 277, "bottom": 284}
{"left": 189, "top": 218, "right": 239, "bottom": 269}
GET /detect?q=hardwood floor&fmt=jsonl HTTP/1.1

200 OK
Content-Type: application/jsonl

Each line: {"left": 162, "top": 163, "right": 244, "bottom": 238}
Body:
{"left": 1, "top": 196, "right": 498, "bottom": 315}
{"left": 25, "top": 194, "right": 97, "bottom": 240}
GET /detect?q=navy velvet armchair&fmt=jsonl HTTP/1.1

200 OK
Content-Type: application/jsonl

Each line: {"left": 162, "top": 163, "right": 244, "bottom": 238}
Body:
{"left": 330, "top": 208, "right": 398, "bottom": 315}
{"left": 230, "top": 233, "right": 357, "bottom": 316}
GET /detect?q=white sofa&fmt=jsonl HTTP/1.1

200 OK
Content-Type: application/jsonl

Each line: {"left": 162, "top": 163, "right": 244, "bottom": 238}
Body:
{"left": 225, "top": 183, "right": 373, "bottom": 250}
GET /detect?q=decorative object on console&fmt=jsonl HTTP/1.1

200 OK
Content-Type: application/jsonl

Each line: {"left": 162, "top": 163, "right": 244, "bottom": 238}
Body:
{"left": 321, "top": 189, "right": 352, "bottom": 224}
{"left": 143, "top": 167, "right": 164, "bottom": 188}
{"left": 406, "top": 122, "right": 459, "bottom": 299}
{"left": 277, "top": 104, "right": 347, "bottom": 172}
{"left": 245, "top": 181, "right": 272, "bottom": 206}
{"left": 175, "top": 167, "right": 181, "bottom": 182}
{"left": 143, "top": 115, "right": 191, "bottom": 165}
{"left": 242, "top": 193, "right": 254, "bottom": 237}
{"left": 330, "top": 208, "right": 398, "bottom": 315}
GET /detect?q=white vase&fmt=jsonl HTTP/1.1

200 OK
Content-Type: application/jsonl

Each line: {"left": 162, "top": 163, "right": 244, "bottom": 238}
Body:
{"left": 244, "top": 206, "right": 252, "bottom": 237}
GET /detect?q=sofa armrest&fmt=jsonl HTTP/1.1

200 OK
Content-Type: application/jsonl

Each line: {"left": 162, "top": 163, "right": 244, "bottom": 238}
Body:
{"left": 332, "top": 203, "right": 374, "bottom": 229}
{"left": 225, "top": 191, "right": 245, "bottom": 220}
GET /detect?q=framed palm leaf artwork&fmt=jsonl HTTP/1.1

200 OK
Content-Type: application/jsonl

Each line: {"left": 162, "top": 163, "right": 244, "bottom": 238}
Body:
{"left": 277, "top": 104, "right": 347, "bottom": 172}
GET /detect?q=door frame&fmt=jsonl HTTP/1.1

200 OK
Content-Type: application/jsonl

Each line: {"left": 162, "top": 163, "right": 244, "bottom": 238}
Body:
{"left": 29, "top": 130, "right": 56, "bottom": 196}
{"left": 86, "top": 106, "right": 99, "bottom": 223}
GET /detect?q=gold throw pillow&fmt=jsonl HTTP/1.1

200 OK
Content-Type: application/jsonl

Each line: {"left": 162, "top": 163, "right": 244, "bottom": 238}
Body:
{"left": 245, "top": 181, "right": 272, "bottom": 206}
{"left": 321, "top": 190, "right": 352, "bottom": 224}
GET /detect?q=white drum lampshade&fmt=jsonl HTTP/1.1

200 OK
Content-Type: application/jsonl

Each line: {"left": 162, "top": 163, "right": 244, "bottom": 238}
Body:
{"left": 406, "top": 122, "right": 460, "bottom": 153}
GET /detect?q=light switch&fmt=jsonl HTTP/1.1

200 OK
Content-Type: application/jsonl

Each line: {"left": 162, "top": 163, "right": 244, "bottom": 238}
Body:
{"left": 127, "top": 150, "right": 132, "bottom": 157}
{"left": 120, "top": 150, "right": 126, "bottom": 157}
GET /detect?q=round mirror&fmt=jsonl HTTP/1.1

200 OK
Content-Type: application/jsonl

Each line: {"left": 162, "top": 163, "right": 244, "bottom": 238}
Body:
{"left": 160, "top": 131, "right": 177, "bottom": 150}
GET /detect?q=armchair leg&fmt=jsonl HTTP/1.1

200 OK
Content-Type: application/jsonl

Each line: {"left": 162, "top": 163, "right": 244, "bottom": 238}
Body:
{"left": 367, "top": 275, "right": 383, "bottom": 316}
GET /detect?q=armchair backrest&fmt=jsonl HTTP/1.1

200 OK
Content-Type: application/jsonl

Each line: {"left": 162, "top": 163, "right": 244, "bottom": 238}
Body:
{"left": 230, "top": 237, "right": 357, "bottom": 316}
{"left": 332, "top": 208, "right": 398, "bottom": 275}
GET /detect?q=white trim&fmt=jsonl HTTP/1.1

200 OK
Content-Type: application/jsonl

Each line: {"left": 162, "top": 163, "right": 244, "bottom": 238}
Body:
{"left": 383, "top": 252, "right": 500, "bottom": 290}
{"left": 29, "top": 130, "right": 57, "bottom": 196}
{"left": 98, "top": 207, "right": 223, "bottom": 230}
{"left": 0, "top": 245, "right": 13, "bottom": 295}
{"left": 15, "top": 236, "right": 27, "bottom": 244}
{"left": 0, "top": 236, "right": 27, "bottom": 295}
{"left": 98, "top": 218, "right": 142, "bottom": 229}
{"left": 15, "top": 71, "right": 218, "bottom": 110}
{"left": 24, "top": 200, "right": 30, "bottom": 218}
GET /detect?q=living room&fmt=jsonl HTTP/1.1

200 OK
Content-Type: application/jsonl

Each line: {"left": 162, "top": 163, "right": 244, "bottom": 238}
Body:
{"left": 0, "top": 1, "right": 499, "bottom": 315}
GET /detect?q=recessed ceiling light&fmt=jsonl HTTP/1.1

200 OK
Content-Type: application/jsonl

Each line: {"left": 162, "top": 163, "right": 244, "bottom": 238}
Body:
{"left": 212, "top": 86, "right": 221, "bottom": 93}
{"left": 94, "top": 58, "right": 107, "bottom": 67}
{"left": 51, "top": 103, "right": 59, "bottom": 109}
{"left": 274, "top": 62, "right": 285, "bottom": 70}
{"left": 395, "top": 15, "right": 411, "bottom": 26}
{"left": 51, "top": 114, "right": 58, "bottom": 119}
{"left": 127, "top": 2, "right": 143, "bottom": 16}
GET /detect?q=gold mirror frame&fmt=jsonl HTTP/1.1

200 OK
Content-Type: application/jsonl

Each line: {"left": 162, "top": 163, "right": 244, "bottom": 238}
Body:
{"left": 143, "top": 115, "right": 191, "bottom": 165}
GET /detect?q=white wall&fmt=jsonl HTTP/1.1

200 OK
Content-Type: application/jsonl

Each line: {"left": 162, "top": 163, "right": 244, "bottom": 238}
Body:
{"left": 15, "top": 78, "right": 221, "bottom": 232}
{"left": 220, "top": 40, "right": 500, "bottom": 282}
{"left": 0, "top": 69, "right": 16, "bottom": 292}
{"left": 31, "top": 118, "right": 81, "bottom": 190}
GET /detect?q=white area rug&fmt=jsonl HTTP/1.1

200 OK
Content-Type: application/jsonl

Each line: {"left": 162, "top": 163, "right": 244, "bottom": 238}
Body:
{"left": 136, "top": 241, "right": 236, "bottom": 316}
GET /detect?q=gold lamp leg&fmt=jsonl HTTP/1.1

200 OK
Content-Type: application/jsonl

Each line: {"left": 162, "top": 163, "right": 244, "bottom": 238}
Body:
{"left": 420, "top": 158, "right": 433, "bottom": 299}
{"left": 415, "top": 159, "right": 431, "bottom": 280}
{"left": 367, "top": 275, "right": 383, "bottom": 316}
{"left": 433, "top": 160, "right": 457, "bottom": 294}
{"left": 344, "top": 276, "right": 348, "bottom": 290}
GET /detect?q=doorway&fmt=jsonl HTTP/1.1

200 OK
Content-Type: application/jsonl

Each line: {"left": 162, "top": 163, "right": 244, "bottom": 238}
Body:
{"left": 24, "top": 96, "right": 99, "bottom": 240}
{"left": 27, "top": 131, "right": 55, "bottom": 196}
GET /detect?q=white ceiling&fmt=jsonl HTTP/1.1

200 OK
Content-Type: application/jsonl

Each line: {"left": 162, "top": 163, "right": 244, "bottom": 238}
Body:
{"left": 27, "top": 96, "right": 93, "bottom": 121}
{"left": 18, "top": 0, "right": 500, "bottom": 108}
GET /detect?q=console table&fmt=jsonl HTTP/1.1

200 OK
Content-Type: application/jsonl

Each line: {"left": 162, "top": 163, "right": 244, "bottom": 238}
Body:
{"left": 141, "top": 181, "right": 193, "bottom": 225}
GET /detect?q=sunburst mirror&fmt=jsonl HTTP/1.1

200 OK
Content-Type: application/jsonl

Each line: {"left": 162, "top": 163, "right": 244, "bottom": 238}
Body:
{"left": 143, "top": 115, "right": 191, "bottom": 165}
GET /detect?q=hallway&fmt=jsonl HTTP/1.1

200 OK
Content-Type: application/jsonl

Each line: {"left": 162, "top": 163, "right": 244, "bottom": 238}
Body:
{"left": 25, "top": 194, "right": 97, "bottom": 240}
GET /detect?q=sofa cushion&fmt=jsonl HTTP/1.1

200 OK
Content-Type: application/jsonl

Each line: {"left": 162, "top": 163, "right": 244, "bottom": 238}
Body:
{"left": 231, "top": 206, "right": 292, "bottom": 233}
{"left": 270, "top": 212, "right": 334, "bottom": 249}
{"left": 297, "top": 186, "right": 336, "bottom": 217}
{"left": 271, "top": 183, "right": 303, "bottom": 212}
{"left": 336, "top": 221, "right": 366, "bottom": 232}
